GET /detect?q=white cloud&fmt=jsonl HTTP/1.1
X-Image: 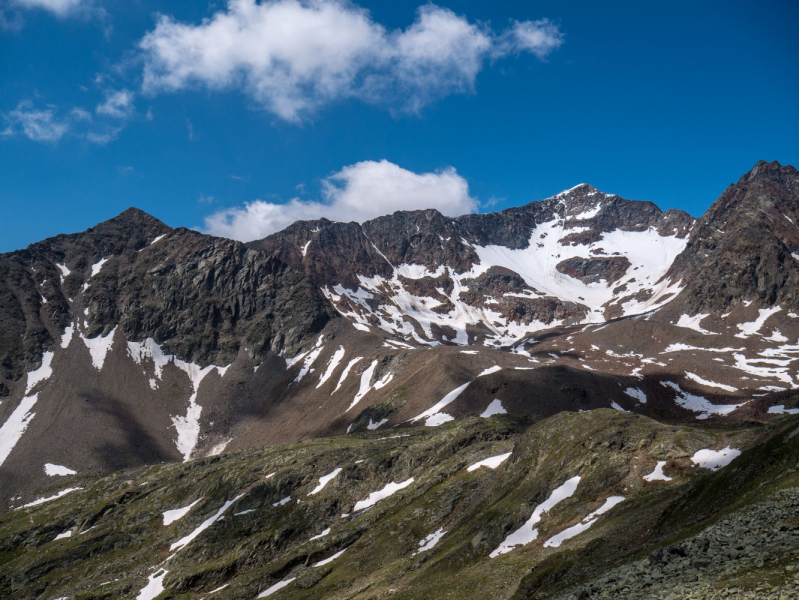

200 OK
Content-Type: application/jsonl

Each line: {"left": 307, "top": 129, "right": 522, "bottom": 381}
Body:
{"left": 85, "top": 125, "right": 125, "bottom": 145}
{"left": 202, "top": 159, "right": 477, "bottom": 241}
{"left": 2, "top": 97, "right": 132, "bottom": 145}
{"left": 139, "top": 0, "right": 563, "bottom": 121}
{"left": 96, "top": 89, "right": 135, "bottom": 119}
{"left": 12, "top": 0, "right": 86, "bottom": 17}
{"left": 2, "top": 101, "right": 70, "bottom": 142}
{"left": 501, "top": 19, "right": 565, "bottom": 60}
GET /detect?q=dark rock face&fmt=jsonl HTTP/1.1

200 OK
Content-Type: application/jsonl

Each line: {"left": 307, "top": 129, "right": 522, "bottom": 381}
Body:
{"left": 0, "top": 208, "right": 337, "bottom": 392}
{"left": 105, "top": 230, "right": 336, "bottom": 366}
{"left": 0, "top": 208, "right": 168, "bottom": 383}
{"left": 664, "top": 160, "right": 799, "bottom": 315}
{"left": 556, "top": 256, "right": 632, "bottom": 284}
{"left": 248, "top": 185, "right": 695, "bottom": 344}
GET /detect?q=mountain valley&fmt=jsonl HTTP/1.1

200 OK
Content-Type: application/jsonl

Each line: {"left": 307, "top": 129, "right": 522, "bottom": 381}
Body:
{"left": 2, "top": 160, "right": 799, "bottom": 599}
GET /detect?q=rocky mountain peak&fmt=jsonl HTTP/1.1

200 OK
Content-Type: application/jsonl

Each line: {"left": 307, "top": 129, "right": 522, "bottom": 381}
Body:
{"left": 738, "top": 159, "right": 794, "bottom": 184}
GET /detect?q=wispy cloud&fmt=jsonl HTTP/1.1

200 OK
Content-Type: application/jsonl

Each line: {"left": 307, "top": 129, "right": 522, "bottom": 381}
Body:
{"left": 139, "top": 0, "right": 564, "bottom": 122}
{"left": 2, "top": 93, "right": 135, "bottom": 144}
{"left": 1, "top": 101, "right": 70, "bottom": 142}
{"left": 11, "top": 0, "right": 86, "bottom": 17}
{"left": 202, "top": 159, "right": 477, "bottom": 241}
{"left": 186, "top": 119, "right": 197, "bottom": 140}
{"left": 9, "top": 0, "right": 90, "bottom": 17}
{"left": 96, "top": 89, "right": 135, "bottom": 119}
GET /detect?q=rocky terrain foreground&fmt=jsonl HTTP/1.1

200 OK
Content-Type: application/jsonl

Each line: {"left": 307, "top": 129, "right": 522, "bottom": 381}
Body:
{"left": 2, "top": 159, "right": 799, "bottom": 597}
{"left": 2, "top": 409, "right": 799, "bottom": 599}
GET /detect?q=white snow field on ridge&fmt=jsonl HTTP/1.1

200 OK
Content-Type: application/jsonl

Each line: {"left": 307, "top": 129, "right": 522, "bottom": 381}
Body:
{"left": 322, "top": 194, "right": 688, "bottom": 347}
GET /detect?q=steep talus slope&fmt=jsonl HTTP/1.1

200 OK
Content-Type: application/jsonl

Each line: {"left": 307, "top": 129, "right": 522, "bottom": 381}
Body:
{"left": 0, "top": 209, "right": 339, "bottom": 512}
{"left": 2, "top": 411, "right": 798, "bottom": 600}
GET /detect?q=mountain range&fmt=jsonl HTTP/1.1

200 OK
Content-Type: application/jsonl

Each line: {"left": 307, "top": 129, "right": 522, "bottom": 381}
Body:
{"left": 2, "top": 160, "right": 799, "bottom": 599}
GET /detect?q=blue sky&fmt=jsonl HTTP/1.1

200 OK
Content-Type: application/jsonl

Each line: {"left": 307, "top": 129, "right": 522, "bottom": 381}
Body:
{"left": 1, "top": 0, "right": 797, "bottom": 252}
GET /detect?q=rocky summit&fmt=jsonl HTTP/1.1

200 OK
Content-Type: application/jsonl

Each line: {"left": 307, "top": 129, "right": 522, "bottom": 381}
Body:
{"left": 3, "top": 160, "right": 799, "bottom": 599}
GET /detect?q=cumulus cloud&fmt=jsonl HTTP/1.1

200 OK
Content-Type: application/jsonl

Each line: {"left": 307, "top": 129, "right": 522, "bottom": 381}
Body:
{"left": 11, "top": 0, "right": 86, "bottom": 16}
{"left": 202, "top": 159, "right": 477, "bottom": 241}
{"left": 1, "top": 101, "right": 70, "bottom": 142}
{"left": 139, "top": 0, "right": 563, "bottom": 121}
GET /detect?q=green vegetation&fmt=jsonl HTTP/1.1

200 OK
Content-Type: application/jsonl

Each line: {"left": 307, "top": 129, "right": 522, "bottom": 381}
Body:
{"left": 2, "top": 410, "right": 798, "bottom": 599}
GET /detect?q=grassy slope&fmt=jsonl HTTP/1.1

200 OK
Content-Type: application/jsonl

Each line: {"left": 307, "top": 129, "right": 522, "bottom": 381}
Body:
{"left": 1, "top": 410, "right": 796, "bottom": 600}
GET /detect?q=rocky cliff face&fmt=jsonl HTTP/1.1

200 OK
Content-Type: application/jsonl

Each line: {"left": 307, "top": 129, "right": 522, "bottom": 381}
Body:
{"left": 250, "top": 184, "right": 696, "bottom": 346}
{"left": 0, "top": 209, "right": 336, "bottom": 386}
{"left": 663, "top": 160, "right": 799, "bottom": 315}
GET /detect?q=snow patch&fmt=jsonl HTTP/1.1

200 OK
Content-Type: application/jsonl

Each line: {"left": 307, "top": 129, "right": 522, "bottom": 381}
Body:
{"left": 309, "top": 527, "right": 331, "bottom": 541}
{"left": 412, "top": 382, "right": 470, "bottom": 424}
{"left": 137, "top": 569, "right": 168, "bottom": 600}
{"left": 543, "top": 496, "right": 625, "bottom": 548}
{"left": 127, "top": 338, "right": 228, "bottom": 461}
{"left": 643, "top": 461, "right": 672, "bottom": 482}
{"left": 22, "top": 487, "right": 81, "bottom": 508}
{"left": 60, "top": 325, "right": 74, "bottom": 349}
{"left": 691, "top": 447, "right": 741, "bottom": 471}
{"left": 623, "top": 388, "right": 647, "bottom": 403}
{"left": 44, "top": 463, "right": 76, "bottom": 476}
{"left": 352, "top": 323, "right": 370, "bottom": 332}
{"left": 413, "top": 528, "right": 446, "bottom": 555}
{"left": 293, "top": 336, "right": 325, "bottom": 383}
{"left": 768, "top": 405, "right": 799, "bottom": 415}
{"left": 56, "top": 263, "right": 70, "bottom": 283}
{"left": 169, "top": 494, "right": 243, "bottom": 553}
{"left": 467, "top": 452, "right": 511, "bottom": 472}
{"left": 0, "top": 395, "right": 39, "bottom": 468}
{"left": 300, "top": 240, "right": 311, "bottom": 256}
{"left": 347, "top": 359, "right": 378, "bottom": 411}
{"left": 661, "top": 381, "right": 747, "bottom": 419}
{"left": 163, "top": 498, "right": 202, "bottom": 525}
{"left": 54, "top": 529, "right": 73, "bottom": 540}
{"left": 353, "top": 478, "right": 414, "bottom": 512}
{"left": 258, "top": 578, "right": 296, "bottom": 598}
{"left": 90, "top": 257, "right": 108, "bottom": 277}
{"left": 477, "top": 365, "right": 502, "bottom": 377}
{"left": 313, "top": 548, "right": 347, "bottom": 567}
{"left": 676, "top": 313, "right": 712, "bottom": 334}
{"left": 334, "top": 357, "right": 362, "bottom": 394}
{"left": 490, "top": 476, "right": 581, "bottom": 557}
{"left": 685, "top": 372, "right": 738, "bottom": 392}
{"left": 309, "top": 468, "right": 342, "bottom": 495}
{"left": 736, "top": 306, "right": 783, "bottom": 337}
{"left": 81, "top": 327, "right": 117, "bottom": 370}
{"left": 480, "top": 399, "right": 507, "bottom": 417}
{"left": 25, "top": 351, "right": 53, "bottom": 394}
{"left": 424, "top": 413, "right": 454, "bottom": 426}
{"left": 317, "top": 346, "right": 346, "bottom": 388}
